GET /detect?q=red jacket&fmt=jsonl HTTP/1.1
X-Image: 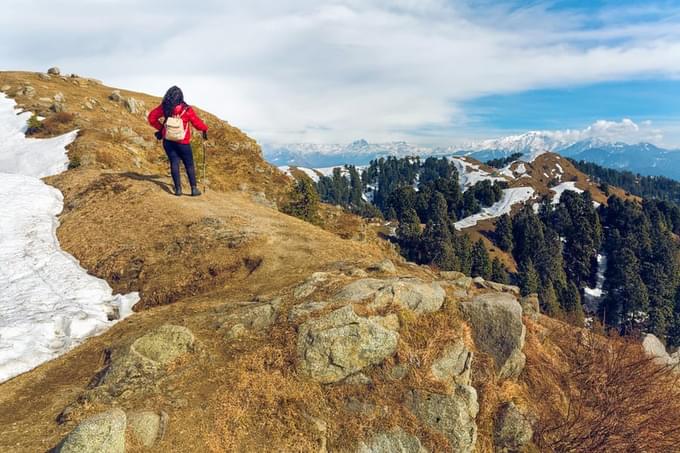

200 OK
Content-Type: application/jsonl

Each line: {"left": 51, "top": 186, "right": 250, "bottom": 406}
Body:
{"left": 148, "top": 103, "right": 208, "bottom": 144}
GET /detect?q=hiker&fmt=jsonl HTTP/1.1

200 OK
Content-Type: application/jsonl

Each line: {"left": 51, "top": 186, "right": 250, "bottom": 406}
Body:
{"left": 148, "top": 86, "right": 208, "bottom": 196}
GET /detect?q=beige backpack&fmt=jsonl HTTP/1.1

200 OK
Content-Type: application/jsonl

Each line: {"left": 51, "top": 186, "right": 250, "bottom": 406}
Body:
{"left": 164, "top": 107, "right": 188, "bottom": 142}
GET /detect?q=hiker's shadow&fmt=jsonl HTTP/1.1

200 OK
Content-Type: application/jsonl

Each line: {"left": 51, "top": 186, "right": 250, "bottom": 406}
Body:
{"left": 119, "top": 172, "right": 173, "bottom": 194}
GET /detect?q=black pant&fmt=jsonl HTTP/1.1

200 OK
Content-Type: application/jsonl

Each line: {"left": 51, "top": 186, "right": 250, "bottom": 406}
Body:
{"left": 163, "top": 140, "right": 197, "bottom": 189}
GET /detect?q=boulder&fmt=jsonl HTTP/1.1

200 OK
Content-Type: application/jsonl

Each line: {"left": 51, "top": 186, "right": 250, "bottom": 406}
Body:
{"left": 108, "top": 90, "right": 123, "bottom": 102}
{"left": 334, "top": 278, "right": 445, "bottom": 315}
{"left": 57, "top": 409, "right": 126, "bottom": 453}
{"left": 642, "top": 334, "right": 679, "bottom": 367}
{"left": 297, "top": 305, "right": 399, "bottom": 383}
{"left": 439, "top": 271, "right": 473, "bottom": 290}
{"left": 48, "top": 67, "right": 61, "bottom": 75}
{"left": 124, "top": 97, "right": 144, "bottom": 114}
{"left": 357, "top": 428, "right": 429, "bottom": 453}
{"left": 219, "top": 299, "right": 281, "bottom": 338}
{"left": 407, "top": 385, "right": 478, "bottom": 453}
{"left": 494, "top": 402, "right": 533, "bottom": 452}
{"left": 127, "top": 410, "right": 167, "bottom": 447}
{"left": 93, "top": 325, "right": 194, "bottom": 397}
{"left": 367, "top": 259, "right": 397, "bottom": 274}
{"left": 131, "top": 324, "right": 194, "bottom": 364}
{"left": 460, "top": 293, "right": 526, "bottom": 379}
{"left": 430, "top": 339, "right": 473, "bottom": 387}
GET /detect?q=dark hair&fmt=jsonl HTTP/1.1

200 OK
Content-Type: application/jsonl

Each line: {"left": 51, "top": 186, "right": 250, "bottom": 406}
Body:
{"left": 162, "top": 86, "right": 185, "bottom": 118}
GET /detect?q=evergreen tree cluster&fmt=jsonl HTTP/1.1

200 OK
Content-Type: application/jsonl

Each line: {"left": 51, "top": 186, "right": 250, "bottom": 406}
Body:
{"left": 570, "top": 158, "right": 680, "bottom": 205}
{"left": 485, "top": 153, "right": 524, "bottom": 169}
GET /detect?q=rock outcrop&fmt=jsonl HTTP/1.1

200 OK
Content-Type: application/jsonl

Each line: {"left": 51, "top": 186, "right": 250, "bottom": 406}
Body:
{"left": 407, "top": 386, "right": 479, "bottom": 453}
{"left": 127, "top": 410, "right": 168, "bottom": 447}
{"left": 461, "top": 293, "right": 526, "bottom": 379}
{"left": 333, "top": 278, "right": 445, "bottom": 314}
{"left": 57, "top": 409, "right": 126, "bottom": 453}
{"left": 430, "top": 339, "right": 473, "bottom": 387}
{"left": 297, "top": 305, "right": 399, "bottom": 383}
{"left": 642, "top": 334, "right": 680, "bottom": 368}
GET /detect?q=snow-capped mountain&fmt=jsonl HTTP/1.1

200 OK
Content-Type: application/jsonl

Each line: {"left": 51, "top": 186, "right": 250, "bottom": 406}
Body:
{"left": 264, "top": 134, "right": 680, "bottom": 180}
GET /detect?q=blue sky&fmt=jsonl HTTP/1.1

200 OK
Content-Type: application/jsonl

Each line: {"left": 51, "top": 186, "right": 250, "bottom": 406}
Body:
{"left": 0, "top": 0, "right": 679, "bottom": 146}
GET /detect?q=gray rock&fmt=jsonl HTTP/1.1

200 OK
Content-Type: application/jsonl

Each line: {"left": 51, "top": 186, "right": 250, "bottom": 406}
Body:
{"left": 430, "top": 340, "right": 473, "bottom": 387}
{"left": 408, "top": 385, "right": 478, "bottom": 453}
{"left": 294, "top": 272, "right": 330, "bottom": 299}
{"left": 127, "top": 410, "right": 167, "bottom": 447}
{"left": 93, "top": 325, "right": 194, "bottom": 398}
{"left": 297, "top": 305, "right": 399, "bottom": 383}
{"left": 48, "top": 67, "right": 61, "bottom": 75}
{"left": 494, "top": 402, "right": 533, "bottom": 452}
{"left": 334, "top": 278, "right": 445, "bottom": 315}
{"left": 21, "top": 86, "right": 35, "bottom": 97}
{"left": 57, "top": 409, "right": 126, "bottom": 453}
{"left": 131, "top": 324, "right": 194, "bottom": 364}
{"left": 83, "top": 101, "right": 94, "bottom": 110}
{"left": 367, "top": 259, "right": 397, "bottom": 274}
{"left": 485, "top": 281, "right": 521, "bottom": 296}
{"left": 39, "top": 73, "right": 52, "bottom": 80}
{"left": 124, "top": 97, "right": 144, "bottom": 114}
{"left": 51, "top": 102, "right": 66, "bottom": 113}
{"left": 343, "top": 372, "right": 372, "bottom": 385}
{"left": 461, "top": 293, "right": 526, "bottom": 380}
{"left": 54, "top": 92, "right": 65, "bottom": 102}
{"left": 108, "top": 90, "right": 123, "bottom": 102}
{"left": 387, "top": 363, "right": 409, "bottom": 381}
{"left": 288, "top": 300, "right": 331, "bottom": 322}
{"left": 357, "top": 428, "right": 429, "bottom": 453}
{"left": 642, "top": 334, "right": 679, "bottom": 367}
{"left": 440, "top": 271, "right": 473, "bottom": 290}
{"left": 219, "top": 299, "right": 281, "bottom": 334}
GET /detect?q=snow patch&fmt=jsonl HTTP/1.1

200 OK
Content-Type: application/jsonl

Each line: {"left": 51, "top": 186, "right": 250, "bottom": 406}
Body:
{"left": 583, "top": 254, "right": 607, "bottom": 313}
{"left": 450, "top": 157, "right": 506, "bottom": 191}
{"left": 454, "top": 187, "right": 535, "bottom": 230}
{"left": 0, "top": 94, "right": 139, "bottom": 383}
{"left": 551, "top": 181, "right": 583, "bottom": 204}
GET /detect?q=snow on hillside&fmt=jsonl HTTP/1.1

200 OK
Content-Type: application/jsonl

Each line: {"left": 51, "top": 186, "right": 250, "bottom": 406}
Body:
{"left": 584, "top": 254, "right": 607, "bottom": 313}
{"left": 454, "top": 187, "right": 535, "bottom": 230}
{"left": 278, "top": 165, "right": 320, "bottom": 182}
{"left": 450, "top": 157, "right": 507, "bottom": 191}
{"left": 550, "top": 181, "right": 583, "bottom": 204}
{"left": 0, "top": 94, "right": 139, "bottom": 383}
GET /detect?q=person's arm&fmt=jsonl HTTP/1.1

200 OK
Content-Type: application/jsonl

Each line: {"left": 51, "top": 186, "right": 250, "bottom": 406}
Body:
{"left": 148, "top": 105, "right": 164, "bottom": 131}
{"left": 187, "top": 107, "right": 208, "bottom": 132}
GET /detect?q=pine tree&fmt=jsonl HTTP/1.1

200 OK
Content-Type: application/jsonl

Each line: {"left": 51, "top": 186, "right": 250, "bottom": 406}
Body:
{"left": 538, "top": 281, "right": 562, "bottom": 317}
{"left": 518, "top": 259, "right": 540, "bottom": 297}
{"left": 471, "top": 239, "right": 491, "bottom": 279}
{"left": 494, "top": 214, "right": 513, "bottom": 252}
{"left": 421, "top": 193, "right": 458, "bottom": 270}
{"left": 455, "top": 233, "right": 473, "bottom": 275}
{"left": 397, "top": 208, "right": 422, "bottom": 263}
{"left": 490, "top": 257, "right": 509, "bottom": 284}
{"left": 282, "top": 178, "right": 320, "bottom": 223}
{"left": 560, "top": 281, "right": 585, "bottom": 326}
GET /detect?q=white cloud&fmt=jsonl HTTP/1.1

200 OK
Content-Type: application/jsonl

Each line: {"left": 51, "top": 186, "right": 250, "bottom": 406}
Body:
{"left": 0, "top": 0, "right": 679, "bottom": 145}
{"left": 543, "top": 118, "right": 664, "bottom": 145}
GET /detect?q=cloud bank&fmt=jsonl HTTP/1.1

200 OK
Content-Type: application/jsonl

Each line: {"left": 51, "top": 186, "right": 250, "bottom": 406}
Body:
{"left": 1, "top": 0, "right": 679, "bottom": 145}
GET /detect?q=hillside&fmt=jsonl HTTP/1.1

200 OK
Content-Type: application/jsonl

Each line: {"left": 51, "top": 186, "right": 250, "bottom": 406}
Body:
{"left": 1, "top": 71, "right": 680, "bottom": 453}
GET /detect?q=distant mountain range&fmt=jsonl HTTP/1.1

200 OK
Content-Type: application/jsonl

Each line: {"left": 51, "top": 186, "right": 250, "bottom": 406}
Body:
{"left": 263, "top": 133, "right": 680, "bottom": 180}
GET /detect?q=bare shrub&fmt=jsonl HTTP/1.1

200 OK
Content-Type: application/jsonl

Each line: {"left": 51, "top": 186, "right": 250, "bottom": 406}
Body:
{"left": 525, "top": 323, "right": 680, "bottom": 452}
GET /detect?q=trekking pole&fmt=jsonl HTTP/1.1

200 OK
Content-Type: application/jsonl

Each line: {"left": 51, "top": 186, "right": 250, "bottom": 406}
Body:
{"left": 202, "top": 136, "right": 207, "bottom": 193}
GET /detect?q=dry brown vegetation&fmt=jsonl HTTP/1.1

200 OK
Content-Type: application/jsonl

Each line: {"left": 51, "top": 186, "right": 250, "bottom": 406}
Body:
{"left": 524, "top": 319, "right": 680, "bottom": 452}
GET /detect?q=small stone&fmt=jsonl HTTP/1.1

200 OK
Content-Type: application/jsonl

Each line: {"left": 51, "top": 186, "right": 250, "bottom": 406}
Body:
{"left": 83, "top": 101, "right": 94, "bottom": 110}
{"left": 22, "top": 86, "right": 35, "bottom": 97}
{"left": 51, "top": 102, "right": 66, "bottom": 113}
{"left": 0, "top": 85, "right": 11, "bottom": 92}
{"left": 38, "top": 97, "right": 53, "bottom": 104}
{"left": 387, "top": 364, "right": 408, "bottom": 381}
{"left": 367, "top": 259, "right": 397, "bottom": 274}
{"left": 54, "top": 92, "right": 65, "bottom": 102}
{"left": 57, "top": 409, "right": 126, "bottom": 453}
{"left": 48, "top": 67, "right": 61, "bottom": 75}
{"left": 109, "top": 90, "right": 123, "bottom": 102}
{"left": 39, "top": 73, "right": 52, "bottom": 80}
{"left": 124, "top": 97, "right": 143, "bottom": 114}
{"left": 131, "top": 324, "right": 195, "bottom": 364}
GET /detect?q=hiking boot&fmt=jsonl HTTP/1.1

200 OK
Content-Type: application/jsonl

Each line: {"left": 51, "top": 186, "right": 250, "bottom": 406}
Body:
{"left": 191, "top": 186, "right": 202, "bottom": 197}
{"left": 174, "top": 186, "right": 182, "bottom": 196}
